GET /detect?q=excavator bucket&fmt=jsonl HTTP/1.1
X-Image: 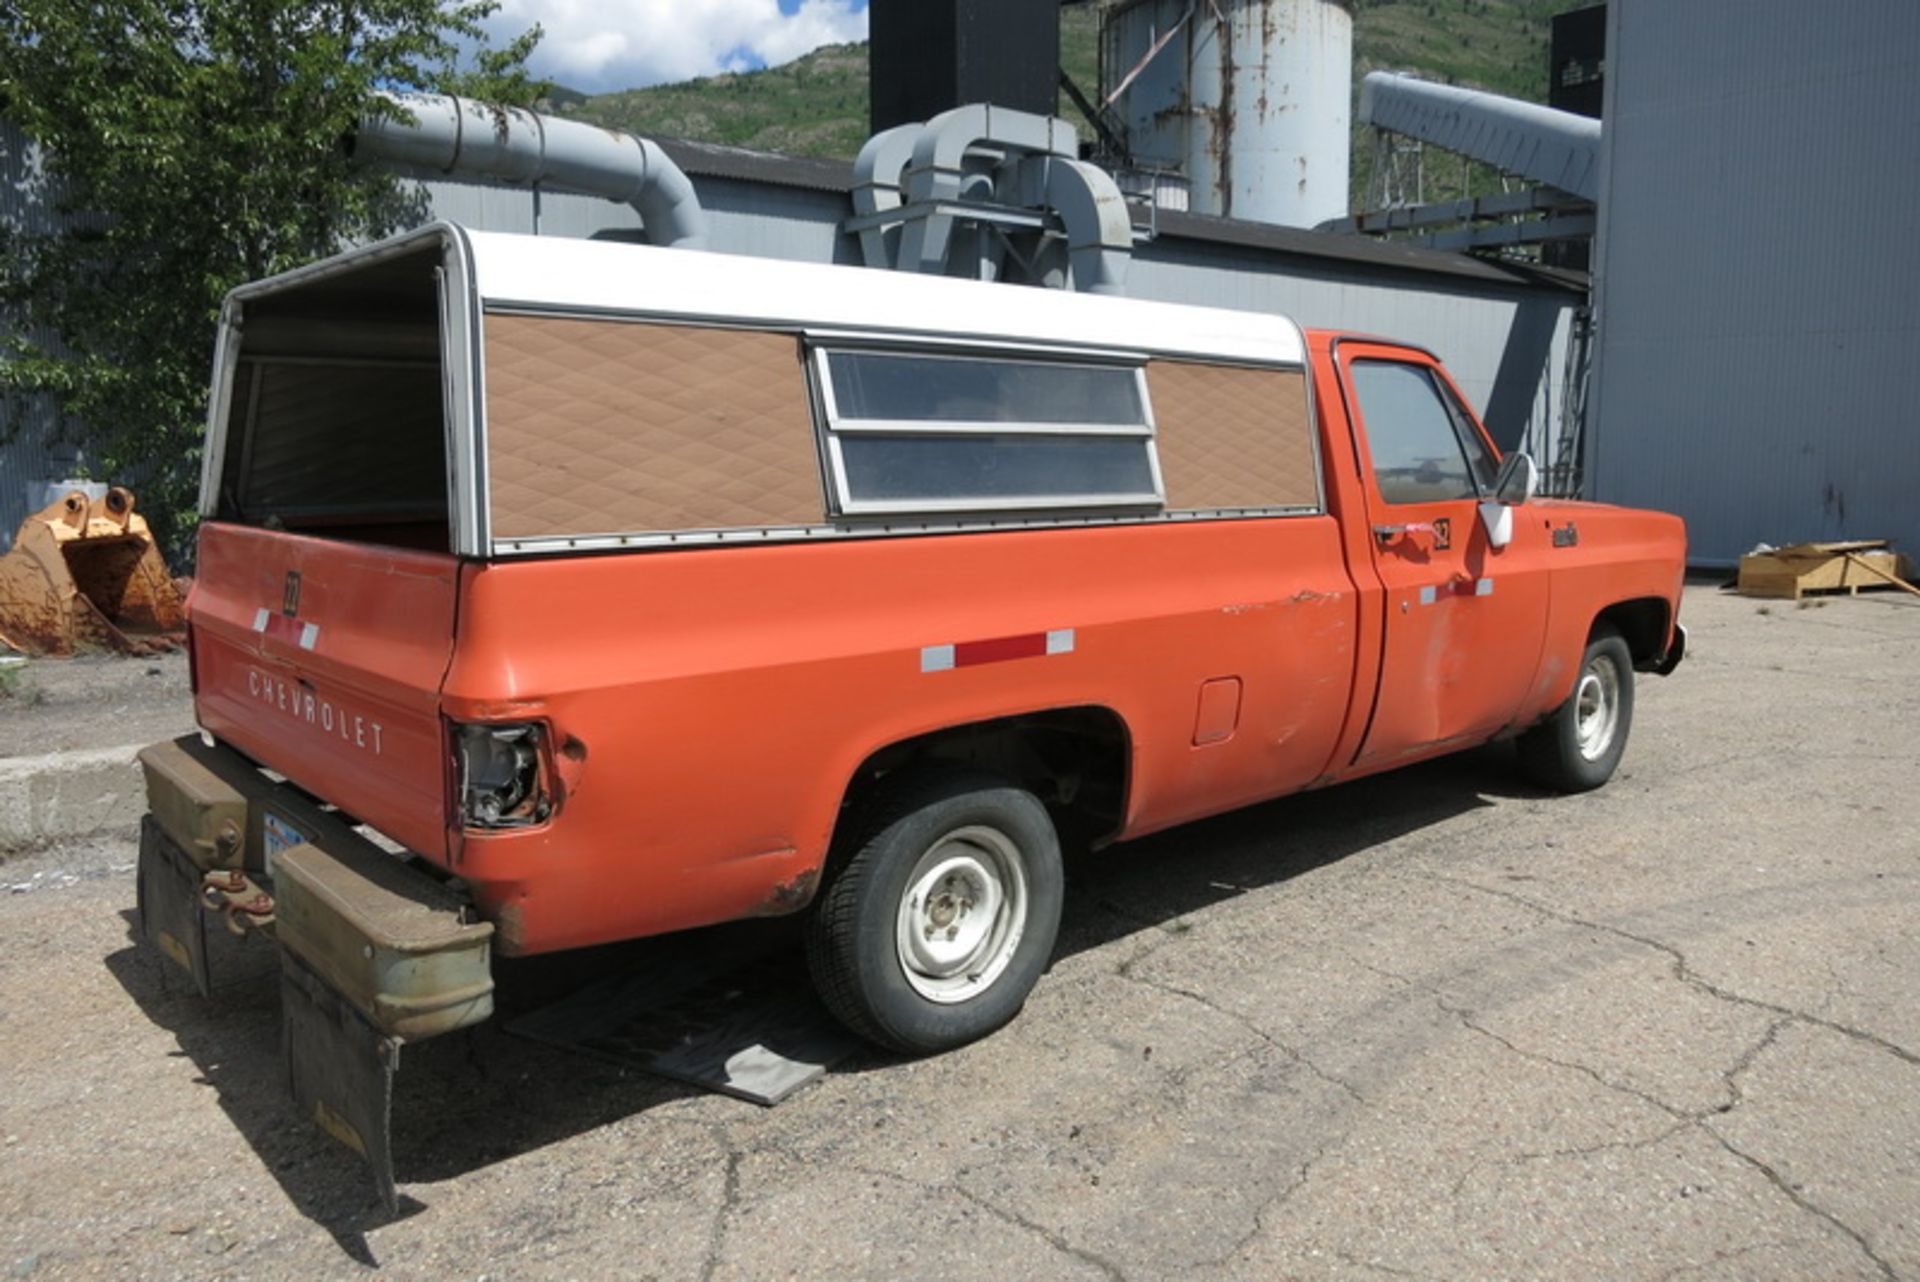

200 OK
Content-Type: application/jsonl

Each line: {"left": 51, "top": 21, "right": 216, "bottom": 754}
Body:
{"left": 0, "top": 488, "right": 187, "bottom": 658}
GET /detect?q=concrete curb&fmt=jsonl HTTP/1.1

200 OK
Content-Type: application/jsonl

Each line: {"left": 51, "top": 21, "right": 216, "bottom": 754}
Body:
{"left": 0, "top": 744, "right": 148, "bottom": 854}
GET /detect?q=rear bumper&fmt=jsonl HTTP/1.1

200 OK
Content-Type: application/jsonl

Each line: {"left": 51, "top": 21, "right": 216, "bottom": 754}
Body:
{"left": 136, "top": 733, "right": 495, "bottom": 1038}
{"left": 135, "top": 732, "right": 495, "bottom": 1209}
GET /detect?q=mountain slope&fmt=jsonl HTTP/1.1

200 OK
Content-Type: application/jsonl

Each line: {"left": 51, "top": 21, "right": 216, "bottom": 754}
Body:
{"left": 554, "top": 1, "right": 1558, "bottom": 205}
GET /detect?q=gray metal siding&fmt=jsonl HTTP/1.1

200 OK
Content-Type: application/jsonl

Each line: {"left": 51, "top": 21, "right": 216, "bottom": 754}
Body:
{"left": 1590, "top": 0, "right": 1920, "bottom": 565}
{"left": 0, "top": 121, "right": 82, "bottom": 552}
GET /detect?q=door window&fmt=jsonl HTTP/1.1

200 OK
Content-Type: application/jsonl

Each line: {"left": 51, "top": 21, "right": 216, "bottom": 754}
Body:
{"left": 1350, "top": 361, "right": 1491, "bottom": 504}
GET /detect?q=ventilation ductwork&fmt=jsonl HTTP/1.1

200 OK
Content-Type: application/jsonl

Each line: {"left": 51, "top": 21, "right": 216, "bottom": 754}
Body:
{"left": 352, "top": 92, "right": 708, "bottom": 250}
{"left": 850, "top": 103, "right": 1133, "bottom": 295}
{"left": 1359, "top": 71, "right": 1602, "bottom": 202}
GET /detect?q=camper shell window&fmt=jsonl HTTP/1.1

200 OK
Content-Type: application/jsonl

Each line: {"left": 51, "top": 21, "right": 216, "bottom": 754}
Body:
{"left": 814, "top": 347, "right": 1163, "bottom": 516}
{"left": 211, "top": 243, "right": 452, "bottom": 551}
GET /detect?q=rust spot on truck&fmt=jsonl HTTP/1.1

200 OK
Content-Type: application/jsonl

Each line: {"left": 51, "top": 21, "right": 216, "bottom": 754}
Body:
{"left": 493, "top": 899, "right": 527, "bottom": 955}
{"left": 754, "top": 867, "right": 820, "bottom": 917}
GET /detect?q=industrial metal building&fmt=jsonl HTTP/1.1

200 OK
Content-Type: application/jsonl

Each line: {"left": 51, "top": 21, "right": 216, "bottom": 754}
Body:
{"left": 1586, "top": 0, "right": 1920, "bottom": 565}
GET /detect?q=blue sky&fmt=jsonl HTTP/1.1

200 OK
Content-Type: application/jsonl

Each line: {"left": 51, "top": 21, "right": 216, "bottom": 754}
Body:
{"left": 485, "top": 0, "right": 871, "bottom": 95}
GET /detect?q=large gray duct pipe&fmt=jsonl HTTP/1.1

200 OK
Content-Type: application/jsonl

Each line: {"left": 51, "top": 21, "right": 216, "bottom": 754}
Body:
{"left": 353, "top": 92, "right": 708, "bottom": 249}
{"left": 1359, "top": 71, "right": 1602, "bottom": 202}
{"left": 855, "top": 103, "right": 1132, "bottom": 295}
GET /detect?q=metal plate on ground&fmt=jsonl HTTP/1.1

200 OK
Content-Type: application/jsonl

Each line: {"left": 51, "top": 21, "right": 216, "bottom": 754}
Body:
{"left": 508, "top": 949, "right": 861, "bottom": 1107}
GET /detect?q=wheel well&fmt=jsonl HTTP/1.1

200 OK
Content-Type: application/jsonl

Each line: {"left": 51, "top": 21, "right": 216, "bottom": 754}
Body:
{"left": 838, "top": 708, "right": 1131, "bottom": 855}
{"left": 1595, "top": 597, "right": 1670, "bottom": 669}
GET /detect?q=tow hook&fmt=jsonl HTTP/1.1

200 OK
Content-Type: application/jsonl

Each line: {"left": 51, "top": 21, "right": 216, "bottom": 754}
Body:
{"left": 201, "top": 869, "right": 276, "bottom": 936}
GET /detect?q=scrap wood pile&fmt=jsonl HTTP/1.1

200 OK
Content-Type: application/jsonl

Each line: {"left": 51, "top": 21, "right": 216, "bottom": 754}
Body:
{"left": 1736, "top": 540, "right": 1920, "bottom": 601}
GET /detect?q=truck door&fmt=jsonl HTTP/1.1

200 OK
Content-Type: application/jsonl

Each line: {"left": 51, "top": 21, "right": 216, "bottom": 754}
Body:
{"left": 1336, "top": 342, "right": 1551, "bottom": 769}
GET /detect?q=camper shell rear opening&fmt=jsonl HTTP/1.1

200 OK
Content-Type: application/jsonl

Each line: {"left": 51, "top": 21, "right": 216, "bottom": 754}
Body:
{"left": 202, "top": 227, "right": 484, "bottom": 556}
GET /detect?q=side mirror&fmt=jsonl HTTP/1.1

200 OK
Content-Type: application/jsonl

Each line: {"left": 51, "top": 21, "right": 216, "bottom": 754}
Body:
{"left": 1492, "top": 451, "right": 1539, "bottom": 507}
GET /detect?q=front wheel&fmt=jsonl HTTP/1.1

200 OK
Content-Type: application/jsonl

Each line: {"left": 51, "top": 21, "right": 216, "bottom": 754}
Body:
{"left": 1516, "top": 626, "right": 1635, "bottom": 793}
{"left": 805, "top": 771, "right": 1064, "bottom": 1055}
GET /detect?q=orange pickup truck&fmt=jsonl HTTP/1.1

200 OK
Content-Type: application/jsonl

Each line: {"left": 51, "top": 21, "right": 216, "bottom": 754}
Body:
{"left": 136, "top": 223, "right": 1684, "bottom": 1200}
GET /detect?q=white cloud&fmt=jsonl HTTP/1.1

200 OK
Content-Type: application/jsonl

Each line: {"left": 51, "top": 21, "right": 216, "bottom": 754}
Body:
{"left": 486, "top": 0, "right": 869, "bottom": 94}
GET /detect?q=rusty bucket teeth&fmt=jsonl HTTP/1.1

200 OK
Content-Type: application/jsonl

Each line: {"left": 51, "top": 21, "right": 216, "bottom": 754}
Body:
{"left": 0, "top": 488, "right": 187, "bottom": 658}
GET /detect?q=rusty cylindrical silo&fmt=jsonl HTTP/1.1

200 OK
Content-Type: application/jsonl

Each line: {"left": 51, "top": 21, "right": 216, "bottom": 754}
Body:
{"left": 1101, "top": 0, "right": 1354, "bottom": 228}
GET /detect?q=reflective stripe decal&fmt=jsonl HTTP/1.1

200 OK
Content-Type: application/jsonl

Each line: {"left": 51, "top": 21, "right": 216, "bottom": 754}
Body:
{"left": 254, "top": 606, "right": 319, "bottom": 648}
{"left": 923, "top": 629, "right": 1075, "bottom": 673}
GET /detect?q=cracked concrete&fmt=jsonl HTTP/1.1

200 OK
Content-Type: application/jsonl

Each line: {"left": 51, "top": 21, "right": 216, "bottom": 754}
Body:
{"left": 0, "top": 583, "right": 1916, "bottom": 1279}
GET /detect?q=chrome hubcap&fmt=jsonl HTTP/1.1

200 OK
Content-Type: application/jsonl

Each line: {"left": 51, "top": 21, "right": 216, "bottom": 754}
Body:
{"left": 1574, "top": 653, "right": 1622, "bottom": 761}
{"left": 895, "top": 825, "right": 1028, "bottom": 1004}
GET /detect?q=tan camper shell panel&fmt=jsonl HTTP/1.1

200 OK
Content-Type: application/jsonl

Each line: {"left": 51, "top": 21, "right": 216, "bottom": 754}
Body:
{"left": 485, "top": 317, "right": 824, "bottom": 540}
{"left": 1147, "top": 362, "right": 1317, "bottom": 513}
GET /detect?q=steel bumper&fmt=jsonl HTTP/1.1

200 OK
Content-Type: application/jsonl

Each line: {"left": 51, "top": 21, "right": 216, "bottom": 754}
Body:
{"left": 135, "top": 733, "right": 493, "bottom": 1209}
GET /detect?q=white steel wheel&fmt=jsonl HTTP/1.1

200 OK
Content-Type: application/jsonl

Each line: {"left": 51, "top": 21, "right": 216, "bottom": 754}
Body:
{"left": 806, "top": 772, "right": 1064, "bottom": 1055}
{"left": 1573, "top": 650, "right": 1624, "bottom": 762}
{"left": 1516, "top": 625, "right": 1636, "bottom": 794}
{"left": 893, "top": 825, "right": 1029, "bottom": 1004}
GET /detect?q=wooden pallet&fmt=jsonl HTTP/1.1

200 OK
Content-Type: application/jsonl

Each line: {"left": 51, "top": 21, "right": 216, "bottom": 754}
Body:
{"left": 1737, "top": 541, "right": 1920, "bottom": 600}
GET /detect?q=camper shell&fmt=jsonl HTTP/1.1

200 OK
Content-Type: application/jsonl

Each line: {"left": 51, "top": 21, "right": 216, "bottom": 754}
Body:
{"left": 202, "top": 222, "right": 1323, "bottom": 559}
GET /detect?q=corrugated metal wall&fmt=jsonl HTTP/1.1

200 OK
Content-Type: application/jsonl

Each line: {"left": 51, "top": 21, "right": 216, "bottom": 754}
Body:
{"left": 1590, "top": 0, "right": 1920, "bottom": 565}
{"left": 420, "top": 176, "right": 1575, "bottom": 464}
{"left": 0, "top": 121, "right": 85, "bottom": 553}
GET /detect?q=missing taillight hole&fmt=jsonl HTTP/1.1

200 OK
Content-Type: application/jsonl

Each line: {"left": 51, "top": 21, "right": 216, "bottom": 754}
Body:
{"left": 455, "top": 722, "right": 551, "bottom": 829}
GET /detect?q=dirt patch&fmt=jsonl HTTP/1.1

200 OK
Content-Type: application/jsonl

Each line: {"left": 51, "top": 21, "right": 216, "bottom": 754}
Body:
{"left": 0, "top": 652, "right": 193, "bottom": 758}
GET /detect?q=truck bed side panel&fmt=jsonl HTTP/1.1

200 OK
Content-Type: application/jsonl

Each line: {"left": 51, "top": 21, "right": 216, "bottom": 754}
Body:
{"left": 441, "top": 518, "right": 1358, "bottom": 954}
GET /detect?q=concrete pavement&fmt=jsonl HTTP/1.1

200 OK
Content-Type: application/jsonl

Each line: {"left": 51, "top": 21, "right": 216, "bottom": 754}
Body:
{"left": 0, "top": 584, "right": 1914, "bottom": 1279}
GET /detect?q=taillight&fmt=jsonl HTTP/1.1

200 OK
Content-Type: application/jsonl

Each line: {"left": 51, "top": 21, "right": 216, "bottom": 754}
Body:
{"left": 453, "top": 722, "right": 551, "bottom": 829}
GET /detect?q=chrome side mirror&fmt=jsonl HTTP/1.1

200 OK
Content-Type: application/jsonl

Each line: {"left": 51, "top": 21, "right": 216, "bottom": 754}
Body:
{"left": 1493, "top": 451, "right": 1539, "bottom": 507}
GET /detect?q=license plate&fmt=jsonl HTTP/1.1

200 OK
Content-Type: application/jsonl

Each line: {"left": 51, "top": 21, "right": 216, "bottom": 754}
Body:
{"left": 263, "top": 811, "right": 311, "bottom": 878}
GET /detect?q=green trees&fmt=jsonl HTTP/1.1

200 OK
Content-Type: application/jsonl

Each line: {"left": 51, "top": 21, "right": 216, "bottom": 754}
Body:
{"left": 0, "top": 1, "right": 544, "bottom": 559}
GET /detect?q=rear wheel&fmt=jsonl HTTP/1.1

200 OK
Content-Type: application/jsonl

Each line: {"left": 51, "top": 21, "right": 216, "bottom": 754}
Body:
{"left": 806, "top": 771, "right": 1063, "bottom": 1055}
{"left": 1516, "top": 625, "right": 1635, "bottom": 793}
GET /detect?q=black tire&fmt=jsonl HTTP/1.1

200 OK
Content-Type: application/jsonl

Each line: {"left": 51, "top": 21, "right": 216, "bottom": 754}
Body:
{"left": 1516, "top": 625, "right": 1635, "bottom": 793}
{"left": 805, "top": 770, "right": 1064, "bottom": 1055}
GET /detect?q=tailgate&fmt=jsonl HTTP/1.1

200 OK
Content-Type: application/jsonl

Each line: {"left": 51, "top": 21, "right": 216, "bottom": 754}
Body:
{"left": 191, "top": 522, "right": 458, "bottom": 860}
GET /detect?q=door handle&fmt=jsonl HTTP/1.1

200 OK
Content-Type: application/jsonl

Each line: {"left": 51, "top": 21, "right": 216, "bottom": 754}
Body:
{"left": 1373, "top": 522, "right": 1437, "bottom": 547}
